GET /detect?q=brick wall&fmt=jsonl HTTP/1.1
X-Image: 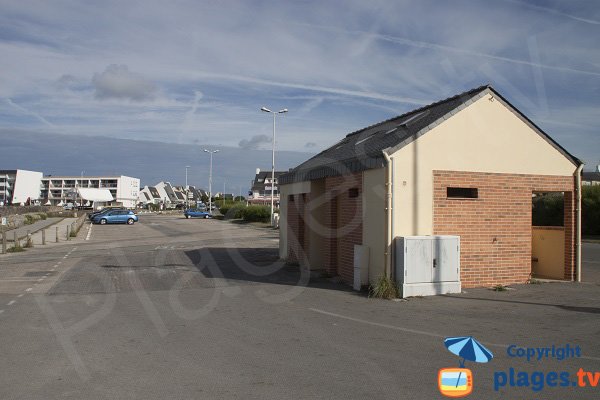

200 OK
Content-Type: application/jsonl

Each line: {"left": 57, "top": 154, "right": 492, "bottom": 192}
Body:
{"left": 286, "top": 194, "right": 303, "bottom": 263}
{"left": 433, "top": 171, "right": 576, "bottom": 288}
{"left": 323, "top": 173, "right": 363, "bottom": 284}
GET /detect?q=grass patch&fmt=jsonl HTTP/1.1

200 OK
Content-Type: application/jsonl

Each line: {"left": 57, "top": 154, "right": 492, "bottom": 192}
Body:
{"left": 492, "top": 284, "right": 508, "bottom": 291}
{"left": 369, "top": 276, "right": 399, "bottom": 299}
{"left": 528, "top": 278, "right": 543, "bottom": 284}
{"left": 37, "top": 213, "right": 47, "bottom": 220}
{"left": 582, "top": 235, "right": 600, "bottom": 243}
{"left": 7, "top": 243, "right": 25, "bottom": 253}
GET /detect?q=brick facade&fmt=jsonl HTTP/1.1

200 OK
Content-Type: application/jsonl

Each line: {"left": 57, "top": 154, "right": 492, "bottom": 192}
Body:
{"left": 286, "top": 173, "right": 363, "bottom": 285}
{"left": 433, "top": 171, "right": 576, "bottom": 288}
{"left": 286, "top": 193, "right": 307, "bottom": 264}
{"left": 322, "top": 173, "right": 363, "bottom": 284}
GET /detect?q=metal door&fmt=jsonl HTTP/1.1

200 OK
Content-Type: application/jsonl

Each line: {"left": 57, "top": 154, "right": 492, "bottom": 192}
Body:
{"left": 405, "top": 238, "right": 432, "bottom": 284}
{"left": 432, "top": 236, "right": 459, "bottom": 282}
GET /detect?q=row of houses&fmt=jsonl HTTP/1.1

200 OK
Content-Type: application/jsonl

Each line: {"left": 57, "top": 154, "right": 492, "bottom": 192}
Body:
{"left": 0, "top": 171, "right": 140, "bottom": 208}
{"left": 138, "top": 182, "right": 207, "bottom": 207}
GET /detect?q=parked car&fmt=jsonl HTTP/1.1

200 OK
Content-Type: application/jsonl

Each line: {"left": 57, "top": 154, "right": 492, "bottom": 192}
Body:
{"left": 92, "top": 210, "right": 138, "bottom": 225}
{"left": 88, "top": 207, "right": 126, "bottom": 220}
{"left": 184, "top": 208, "right": 212, "bottom": 219}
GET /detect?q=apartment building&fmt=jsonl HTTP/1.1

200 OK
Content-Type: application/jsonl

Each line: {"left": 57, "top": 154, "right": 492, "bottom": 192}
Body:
{"left": 41, "top": 175, "right": 140, "bottom": 208}
{"left": 0, "top": 169, "right": 43, "bottom": 205}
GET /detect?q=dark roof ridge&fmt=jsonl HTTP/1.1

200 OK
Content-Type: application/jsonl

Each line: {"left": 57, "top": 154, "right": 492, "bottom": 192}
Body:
{"left": 344, "top": 84, "right": 491, "bottom": 139}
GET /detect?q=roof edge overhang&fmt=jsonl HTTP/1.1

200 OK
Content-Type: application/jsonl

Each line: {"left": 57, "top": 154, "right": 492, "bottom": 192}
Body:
{"left": 383, "top": 87, "right": 582, "bottom": 167}
{"left": 279, "top": 156, "right": 385, "bottom": 185}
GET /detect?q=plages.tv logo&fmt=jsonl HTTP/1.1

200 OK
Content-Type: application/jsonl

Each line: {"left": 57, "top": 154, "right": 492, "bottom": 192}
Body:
{"left": 439, "top": 336, "right": 494, "bottom": 397}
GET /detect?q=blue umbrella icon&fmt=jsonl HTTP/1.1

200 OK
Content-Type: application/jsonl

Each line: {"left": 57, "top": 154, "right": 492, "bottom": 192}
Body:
{"left": 445, "top": 336, "right": 493, "bottom": 367}
{"left": 444, "top": 336, "right": 493, "bottom": 388}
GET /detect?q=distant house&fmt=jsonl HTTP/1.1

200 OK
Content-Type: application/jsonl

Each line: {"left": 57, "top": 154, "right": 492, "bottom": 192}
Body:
{"left": 188, "top": 186, "right": 207, "bottom": 202}
{"left": 582, "top": 166, "right": 600, "bottom": 186}
{"left": 154, "top": 181, "right": 179, "bottom": 204}
{"left": 138, "top": 186, "right": 162, "bottom": 205}
{"left": 248, "top": 168, "right": 286, "bottom": 206}
{"left": 279, "top": 85, "right": 583, "bottom": 292}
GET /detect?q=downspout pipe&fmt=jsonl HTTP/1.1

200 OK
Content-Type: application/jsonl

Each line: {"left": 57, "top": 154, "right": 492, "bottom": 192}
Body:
{"left": 575, "top": 163, "right": 583, "bottom": 282}
{"left": 382, "top": 150, "right": 393, "bottom": 280}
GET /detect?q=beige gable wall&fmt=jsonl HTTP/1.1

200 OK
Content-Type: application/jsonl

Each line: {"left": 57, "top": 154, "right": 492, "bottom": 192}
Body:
{"left": 391, "top": 94, "right": 577, "bottom": 236}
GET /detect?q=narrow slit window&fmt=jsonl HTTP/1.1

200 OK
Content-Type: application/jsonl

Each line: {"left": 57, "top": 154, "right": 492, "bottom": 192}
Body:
{"left": 288, "top": 195, "right": 295, "bottom": 202}
{"left": 447, "top": 187, "right": 478, "bottom": 199}
{"left": 348, "top": 188, "right": 359, "bottom": 198}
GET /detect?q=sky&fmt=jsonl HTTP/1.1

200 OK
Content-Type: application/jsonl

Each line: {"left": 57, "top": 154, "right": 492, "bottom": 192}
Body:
{"left": 1, "top": 0, "right": 599, "bottom": 171}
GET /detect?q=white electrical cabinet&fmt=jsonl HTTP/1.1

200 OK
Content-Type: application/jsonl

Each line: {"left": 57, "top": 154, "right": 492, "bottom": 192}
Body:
{"left": 353, "top": 245, "right": 370, "bottom": 291}
{"left": 395, "top": 236, "right": 461, "bottom": 298}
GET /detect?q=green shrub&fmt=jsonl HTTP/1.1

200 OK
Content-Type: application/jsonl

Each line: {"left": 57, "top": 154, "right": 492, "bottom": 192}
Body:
{"left": 242, "top": 205, "right": 271, "bottom": 222}
{"left": 532, "top": 193, "right": 564, "bottom": 227}
{"left": 220, "top": 202, "right": 246, "bottom": 219}
{"left": 7, "top": 242, "right": 25, "bottom": 252}
{"left": 24, "top": 214, "right": 36, "bottom": 225}
{"left": 368, "top": 276, "right": 399, "bottom": 299}
{"left": 38, "top": 213, "right": 47, "bottom": 220}
{"left": 492, "top": 284, "right": 508, "bottom": 291}
{"left": 582, "top": 185, "right": 600, "bottom": 235}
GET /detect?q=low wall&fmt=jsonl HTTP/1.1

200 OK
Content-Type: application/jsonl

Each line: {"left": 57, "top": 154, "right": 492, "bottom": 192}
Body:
{"left": 0, "top": 205, "right": 63, "bottom": 217}
{"left": 0, "top": 207, "right": 76, "bottom": 232}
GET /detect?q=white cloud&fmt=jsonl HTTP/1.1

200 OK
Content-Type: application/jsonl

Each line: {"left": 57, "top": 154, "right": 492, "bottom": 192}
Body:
{"left": 239, "top": 134, "right": 271, "bottom": 150}
{"left": 92, "top": 64, "right": 157, "bottom": 101}
{"left": 0, "top": 0, "right": 597, "bottom": 160}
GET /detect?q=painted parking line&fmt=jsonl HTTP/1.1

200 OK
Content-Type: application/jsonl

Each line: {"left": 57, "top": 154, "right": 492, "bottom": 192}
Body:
{"left": 86, "top": 224, "right": 93, "bottom": 240}
{"left": 25, "top": 288, "right": 32, "bottom": 292}
{"left": 7, "top": 300, "right": 16, "bottom": 306}
{"left": 0, "top": 310, "right": 4, "bottom": 314}
{"left": 309, "top": 307, "right": 446, "bottom": 339}
{"left": 308, "top": 308, "right": 600, "bottom": 362}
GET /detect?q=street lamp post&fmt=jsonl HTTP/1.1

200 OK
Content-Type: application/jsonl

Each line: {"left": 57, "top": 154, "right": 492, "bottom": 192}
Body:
{"left": 203, "top": 149, "right": 219, "bottom": 215}
{"left": 185, "top": 165, "right": 190, "bottom": 209}
{"left": 261, "top": 106, "right": 287, "bottom": 225}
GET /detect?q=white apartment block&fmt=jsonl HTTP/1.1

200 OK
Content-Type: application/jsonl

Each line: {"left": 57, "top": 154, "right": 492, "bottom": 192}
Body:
{"left": 41, "top": 175, "right": 140, "bottom": 208}
{"left": 0, "top": 169, "right": 43, "bottom": 205}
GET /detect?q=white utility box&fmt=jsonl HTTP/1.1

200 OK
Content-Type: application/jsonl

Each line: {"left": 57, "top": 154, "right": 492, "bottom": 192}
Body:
{"left": 395, "top": 236, "right": 461, "bottom": 297}
{"left": 353, "top": 245, "right": 370, "bottom": 291}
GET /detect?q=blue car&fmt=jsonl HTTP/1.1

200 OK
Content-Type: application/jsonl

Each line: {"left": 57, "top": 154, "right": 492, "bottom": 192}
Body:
{"left": 184, "top": 208, "right": 211, "bottom": 219}
{"left": 92, "top": 210, "right": 139, "bottom": 225}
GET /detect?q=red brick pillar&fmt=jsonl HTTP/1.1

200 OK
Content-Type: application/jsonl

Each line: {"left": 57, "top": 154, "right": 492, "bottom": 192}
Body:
{"left": 287, "top": 195, "right": 300, "bottom": 263}
{"left": 323, "top": 190, "right": 338, "bottom": 276}
{"left": 563, "top": 190, "right": 576, "bottom": 280}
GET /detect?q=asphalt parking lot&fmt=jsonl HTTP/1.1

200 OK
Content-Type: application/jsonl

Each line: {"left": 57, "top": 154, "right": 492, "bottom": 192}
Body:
{"left": 0, "top": 214, "right": 598, "bottom": 399}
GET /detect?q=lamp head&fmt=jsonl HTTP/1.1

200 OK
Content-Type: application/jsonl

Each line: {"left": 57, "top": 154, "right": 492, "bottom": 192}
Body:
{"left": 279, "top": 109, "right": 288, "bottom": 113}
{"left": 261, "top": 107, "right": 272, "bottom": 113}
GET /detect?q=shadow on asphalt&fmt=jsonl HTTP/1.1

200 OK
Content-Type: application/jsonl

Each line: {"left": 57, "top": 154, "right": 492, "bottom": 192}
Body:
{"left": 184, "top": 247, "right": 356, "bottom": 293}
{"left": 440, "top": 294, "right": 600, "bottom": 314}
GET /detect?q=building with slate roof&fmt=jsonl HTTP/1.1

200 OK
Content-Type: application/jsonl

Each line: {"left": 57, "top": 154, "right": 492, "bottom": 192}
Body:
{"left": 278, "top": 85, "right": 583, "bottom": 292}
